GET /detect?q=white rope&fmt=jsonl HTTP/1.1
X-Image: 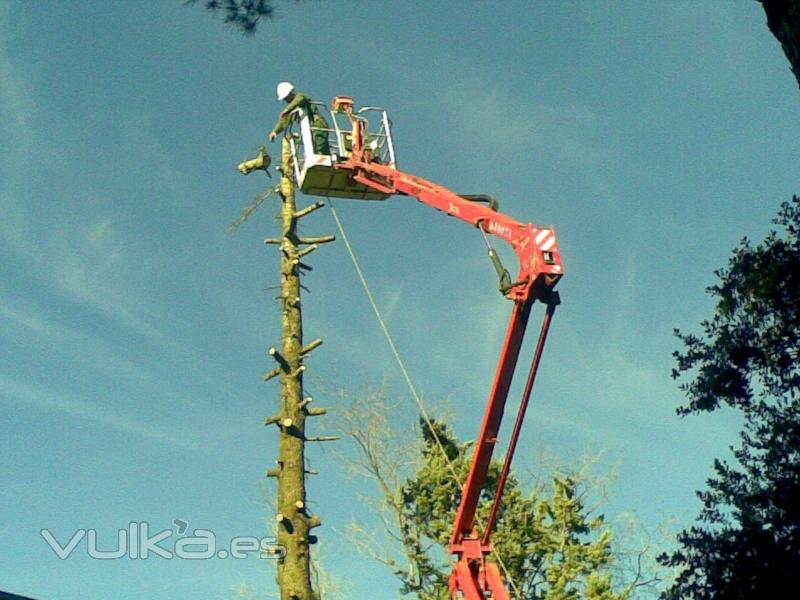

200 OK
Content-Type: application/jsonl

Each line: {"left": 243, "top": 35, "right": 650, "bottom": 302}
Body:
{"left": 328, "top": 203, "right": 426, "bottom": 417}
{"left": 328, "top": 200, "right": 523, "bottom": 599}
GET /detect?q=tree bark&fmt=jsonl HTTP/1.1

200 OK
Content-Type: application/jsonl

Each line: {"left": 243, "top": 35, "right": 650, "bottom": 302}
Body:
{"left": 273, "top": 138, "right": 317, "bottom": 600}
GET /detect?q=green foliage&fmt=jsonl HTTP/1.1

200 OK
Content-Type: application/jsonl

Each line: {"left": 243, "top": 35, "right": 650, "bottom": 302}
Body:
{"left": 185, "top": 0, "right": 278, "bottom": 35}
{"left": 394, "top": 418, "right": 631, "bottom": 600}
{"left": 660, "top": 197, "right": 800, "bottom": 598}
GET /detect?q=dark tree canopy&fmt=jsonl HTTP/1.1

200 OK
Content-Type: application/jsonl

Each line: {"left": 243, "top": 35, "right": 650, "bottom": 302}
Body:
{"left": 759, "top": 0, "right": 800, "bottom": 91}
{"left": 660, "top": 196, "right": 800, "bottom": 599}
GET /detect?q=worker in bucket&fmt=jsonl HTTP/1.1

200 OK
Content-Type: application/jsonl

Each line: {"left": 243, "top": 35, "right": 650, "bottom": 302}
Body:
{"left": 269, "top": 81, "right": 331, "bottom": 155}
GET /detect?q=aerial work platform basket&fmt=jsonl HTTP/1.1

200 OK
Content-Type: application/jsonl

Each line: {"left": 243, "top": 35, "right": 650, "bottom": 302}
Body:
{"left": 286, "top": 97, "right": 396, "bottom": 200}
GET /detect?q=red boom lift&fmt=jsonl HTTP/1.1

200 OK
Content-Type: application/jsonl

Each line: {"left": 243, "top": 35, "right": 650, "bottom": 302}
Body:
{"left": 286, "top": 96, "right": 564, "bottom": 599}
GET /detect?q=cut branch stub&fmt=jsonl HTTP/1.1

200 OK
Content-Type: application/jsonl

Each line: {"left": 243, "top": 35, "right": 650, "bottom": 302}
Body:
{"left": 289, "top": 258, "right": 313, "bottom": 273}
{"left": 305, "top": 435, "right": 341, "bottom": 443}
{"left": 268, "top": 346, "right": 290, "bottom": 370}
{"left": 267, "top": 460, "right": 283, "bottom": 478}
{"left": 298, "top": 244, "right": 319, "bottom": 258}
{"left": 299, "top": 235, "right": 335, "bottom": 245}
{"left": 263, "top": 367, "right": 282, "bottom": 382}
{"left": 300, "top": 338, "right": 323, "bottom": 356}
{"left": 307, "top": 515, "right": 322, "bottom": 529}
{"left": 293, "top": 201, "right": 325, "bottom": 220}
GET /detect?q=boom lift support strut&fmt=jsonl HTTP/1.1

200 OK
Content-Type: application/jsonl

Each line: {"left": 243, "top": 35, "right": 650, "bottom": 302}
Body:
{"left": 295, "top": 98, "right": 564, "bottom": 599}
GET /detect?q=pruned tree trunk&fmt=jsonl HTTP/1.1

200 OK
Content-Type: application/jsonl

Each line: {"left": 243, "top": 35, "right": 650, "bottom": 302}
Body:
{"left": 265, "top": 138, "right": 332, "bottom": 600}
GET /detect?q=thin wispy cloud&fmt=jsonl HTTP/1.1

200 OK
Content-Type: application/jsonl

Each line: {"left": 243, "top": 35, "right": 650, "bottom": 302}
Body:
{"left": 433, "top": 73, "right": 624, "bottom": 202}
{"left": 0, "top": 15, "right": 158, "bottom": 344}
{"left": 0, "top": 3, "right": 33, "bottom": 250}
{"left": 0, "top": 12, "right": 201, "bottom": 365}
{"left": 0, "top": 291, "right": 145, "bottom": 381}
{"left": 0, "top": 374, "right": 201, "bottom": 449}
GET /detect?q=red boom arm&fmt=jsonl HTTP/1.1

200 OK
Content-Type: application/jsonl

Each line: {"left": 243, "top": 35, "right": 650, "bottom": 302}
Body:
{"left": 335, "top": 141, "right": 563, "bottom": 599}
{"left": 338, "top": 160, "right": 562, "bottom": 303}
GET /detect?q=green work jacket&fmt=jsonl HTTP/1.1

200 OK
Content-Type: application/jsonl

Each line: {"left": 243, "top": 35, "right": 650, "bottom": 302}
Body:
{"left": 272, "top": 93, "right": 328, "bottom": 135}
{"left": 271, "top": 92, "right": 330, "bottom": 154}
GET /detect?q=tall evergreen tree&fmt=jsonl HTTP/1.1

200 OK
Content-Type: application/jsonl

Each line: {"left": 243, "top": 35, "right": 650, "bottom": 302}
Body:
{"left": 659, "top": 197, "right": 800, "bottom": 599}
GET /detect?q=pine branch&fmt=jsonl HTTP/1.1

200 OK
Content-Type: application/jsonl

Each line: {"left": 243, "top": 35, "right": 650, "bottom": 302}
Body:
{"left": 184, "top": 0, "right": 279, "bottom": 36}
{"left": 228, "top": 185, "right": 279, "bottom": 232}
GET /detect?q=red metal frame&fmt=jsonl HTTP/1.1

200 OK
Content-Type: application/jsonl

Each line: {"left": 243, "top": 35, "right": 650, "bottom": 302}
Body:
{"left": 333, "top": 117, "right": 563, "bottom": 599}
{"left": 336, "top": 158, "right": 562, "bottom": 303}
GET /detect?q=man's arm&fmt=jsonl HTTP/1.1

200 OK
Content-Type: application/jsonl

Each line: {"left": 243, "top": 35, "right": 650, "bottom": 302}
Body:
{"left": 270, "top": 93, "right": 309, "bottom": 139}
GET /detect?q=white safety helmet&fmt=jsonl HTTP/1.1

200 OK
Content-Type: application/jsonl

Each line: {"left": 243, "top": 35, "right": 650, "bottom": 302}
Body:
{"left": 276, "top": 81, "right": 295, "bottom": 101}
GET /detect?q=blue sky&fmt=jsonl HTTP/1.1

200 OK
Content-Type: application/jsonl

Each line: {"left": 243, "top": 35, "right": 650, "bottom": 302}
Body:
{"left": 1, "top": 1, "right": 799, "bottom": 598}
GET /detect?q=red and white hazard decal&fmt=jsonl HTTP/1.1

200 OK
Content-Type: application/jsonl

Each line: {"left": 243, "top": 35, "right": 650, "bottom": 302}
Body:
{"left": 534, "top": 229, "right": 557, "bottom": 252}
